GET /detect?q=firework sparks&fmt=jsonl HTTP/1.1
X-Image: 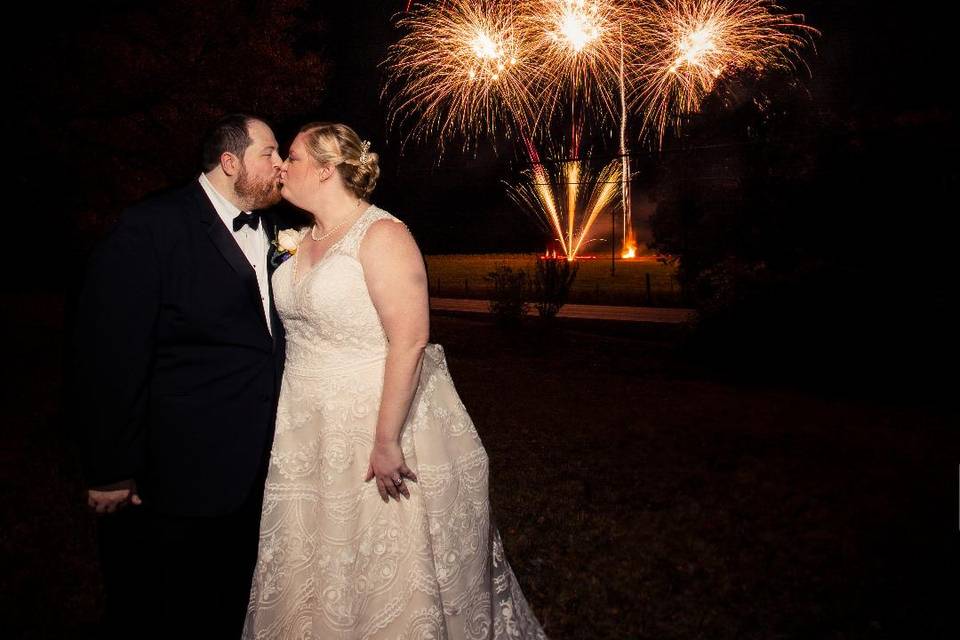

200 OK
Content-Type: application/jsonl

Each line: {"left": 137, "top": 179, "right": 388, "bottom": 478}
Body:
{"left": 549, "top": 1, "right": 602, "bottom": 53}
{"left": 519, "top": 0, "right": 643, "bottom": 129}
{"left": 508, "top": 138, "right": 621, "bottom": 260}
{"left": 383, "top": 0, "right": 537, "bottom": 152}
{"left": 385, "top": 0, "right": 817, "bottom": 152}
{"left": 632, "top": 0, "right": 819, "bottom": 147}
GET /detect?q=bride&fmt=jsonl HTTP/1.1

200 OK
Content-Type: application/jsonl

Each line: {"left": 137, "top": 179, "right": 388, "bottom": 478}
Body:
{"left": 242, "top": 122, "right": 548, "bottom": 639}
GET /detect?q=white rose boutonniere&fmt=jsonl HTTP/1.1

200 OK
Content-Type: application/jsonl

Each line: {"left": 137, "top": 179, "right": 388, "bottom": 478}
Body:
{"left": 277, "top": 229, "right": 301, "bottom": 254}
{"left": 271, "top": 228, "right": 303, "bottom": 266}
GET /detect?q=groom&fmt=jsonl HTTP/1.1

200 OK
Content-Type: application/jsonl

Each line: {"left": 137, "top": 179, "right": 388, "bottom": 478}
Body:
{"left": 74, "top": 114, "right": 288, "bottom": 639}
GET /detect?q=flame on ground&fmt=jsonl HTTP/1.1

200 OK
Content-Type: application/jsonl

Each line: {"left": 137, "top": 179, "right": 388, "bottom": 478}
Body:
{"left": 621, "top": 232, "right": 638, "bottom": 259}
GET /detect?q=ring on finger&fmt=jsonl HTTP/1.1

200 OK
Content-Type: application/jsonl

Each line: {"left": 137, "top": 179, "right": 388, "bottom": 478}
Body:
{"left": 391, "top": 475, "right": 403, "bottom": 486}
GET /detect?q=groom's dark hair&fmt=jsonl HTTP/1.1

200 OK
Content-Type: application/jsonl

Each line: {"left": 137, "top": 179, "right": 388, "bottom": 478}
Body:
{"left": 201, "top": 113, "right": 259, "bottom": 172}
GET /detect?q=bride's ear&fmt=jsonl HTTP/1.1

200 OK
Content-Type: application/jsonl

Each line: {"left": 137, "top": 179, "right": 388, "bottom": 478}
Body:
{"left": 316, "top": 163, "right": 335, "bottom": 183}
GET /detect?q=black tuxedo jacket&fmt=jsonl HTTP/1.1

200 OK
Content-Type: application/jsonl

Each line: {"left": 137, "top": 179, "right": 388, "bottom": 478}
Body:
{"left": 75, "top": 181, "right": 288, "bottom": 517}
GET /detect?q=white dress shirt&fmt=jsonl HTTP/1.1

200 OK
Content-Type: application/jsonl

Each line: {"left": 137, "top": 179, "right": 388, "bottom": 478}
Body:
{"left": 198, "top": 173, "right": 272, "bottom": 335}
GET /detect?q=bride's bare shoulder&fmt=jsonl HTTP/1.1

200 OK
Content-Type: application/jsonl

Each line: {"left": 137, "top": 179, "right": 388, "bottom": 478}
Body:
{"left": 359, "top": 214, "right": 421, "bottom": 265}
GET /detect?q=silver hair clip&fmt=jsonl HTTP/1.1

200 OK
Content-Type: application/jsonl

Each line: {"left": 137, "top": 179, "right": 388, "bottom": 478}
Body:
{"left": 359, "top": 140, "right": 371, "bottom": 166}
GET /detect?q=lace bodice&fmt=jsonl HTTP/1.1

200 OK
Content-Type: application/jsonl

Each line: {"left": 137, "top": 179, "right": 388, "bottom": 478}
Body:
{"left": 272, "top": 205, "right": 403, "bottom": 373}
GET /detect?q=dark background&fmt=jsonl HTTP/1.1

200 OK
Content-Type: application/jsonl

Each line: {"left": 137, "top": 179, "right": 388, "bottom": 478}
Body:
{"left": 4, "top": 2, "right": 959, "bottom": 638}
{"left": 12, "top": 0, "right": 958, "bottom": 282}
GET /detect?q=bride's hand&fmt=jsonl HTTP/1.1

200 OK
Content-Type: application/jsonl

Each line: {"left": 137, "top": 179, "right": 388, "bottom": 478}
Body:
{"left": 364, "top": 440, "right": 418, "bottom": 502}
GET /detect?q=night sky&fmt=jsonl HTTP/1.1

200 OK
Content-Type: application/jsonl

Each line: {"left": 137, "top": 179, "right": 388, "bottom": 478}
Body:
{"left": 11, "top": 0, "right": 958, "bottom": 290}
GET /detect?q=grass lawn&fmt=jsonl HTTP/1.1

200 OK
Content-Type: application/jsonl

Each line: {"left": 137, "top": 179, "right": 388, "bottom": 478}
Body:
{"left": 425, "top": 253, "right": 684, "bottom": 307}
{"left": 4, "top": 295, "right": 956, "bottom": 639}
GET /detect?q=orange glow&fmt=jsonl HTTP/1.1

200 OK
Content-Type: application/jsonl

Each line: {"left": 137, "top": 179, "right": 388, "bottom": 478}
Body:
{"left": 621, "top": 228, "right": 638, "bottom": 258}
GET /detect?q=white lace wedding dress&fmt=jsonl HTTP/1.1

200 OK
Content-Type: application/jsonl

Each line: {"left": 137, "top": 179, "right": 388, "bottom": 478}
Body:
{"left": 243, "top": 205, "right": 547, "bottom": 639}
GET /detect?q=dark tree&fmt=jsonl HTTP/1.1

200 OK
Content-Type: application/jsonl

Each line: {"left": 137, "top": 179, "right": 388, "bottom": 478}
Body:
{"left": 15, "top": 0, "right": 330, "bottom": 290}
{"left": 649, "top": 67, "right": 957, "bottom": 391}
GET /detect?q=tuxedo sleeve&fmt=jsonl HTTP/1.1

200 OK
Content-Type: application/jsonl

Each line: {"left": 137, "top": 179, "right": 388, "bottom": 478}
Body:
{"left": 74, "top": 209, "right": 160, "bottom": 488}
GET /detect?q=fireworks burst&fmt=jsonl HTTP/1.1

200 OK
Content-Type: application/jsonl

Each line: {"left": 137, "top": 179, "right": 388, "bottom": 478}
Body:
{"left": 383, "top": 0, "right": 537, "bottom": 152}
{"left": 520, "top": 0, "right": 643, "bottom": 129}
{"left": 507, "top": 138, "right": 622, "bottom": 260}
{"left": 633, "top": 0, "right": 819, "bottom": 147}
{"left": 383, "top": 1, "right": 819, "bottom": 257}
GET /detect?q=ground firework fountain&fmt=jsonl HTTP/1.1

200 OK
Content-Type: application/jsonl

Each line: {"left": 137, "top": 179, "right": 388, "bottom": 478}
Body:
{"left": 507, "top": 139, "right": 621, "bottom": 261}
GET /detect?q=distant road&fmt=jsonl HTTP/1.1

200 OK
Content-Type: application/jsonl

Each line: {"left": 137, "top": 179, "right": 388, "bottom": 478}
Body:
{"left": 429, "top": 298, "right": 696, "bottom": 324}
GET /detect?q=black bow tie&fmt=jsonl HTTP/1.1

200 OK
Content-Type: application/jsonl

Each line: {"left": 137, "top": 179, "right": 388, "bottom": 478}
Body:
{"left": 233, "top": 211, "right": 260, "bottom": 232}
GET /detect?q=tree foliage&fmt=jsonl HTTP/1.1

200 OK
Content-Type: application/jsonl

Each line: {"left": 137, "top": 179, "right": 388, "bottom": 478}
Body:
{"left": 17, "top": 1, "right": 329, "bottom": 238}
{"left": 649, "top": 68, "right": 956, "bottom": 385}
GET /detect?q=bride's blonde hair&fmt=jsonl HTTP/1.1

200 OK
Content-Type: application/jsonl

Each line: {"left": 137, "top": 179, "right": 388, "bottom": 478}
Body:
{"left": 299, "top": 122, "right": 380, "bottom": 199}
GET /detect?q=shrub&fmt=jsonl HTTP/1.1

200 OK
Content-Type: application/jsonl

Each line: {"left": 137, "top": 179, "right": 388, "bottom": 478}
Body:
{"left": 485, "top": 266, "right": 528, "bottom": 326}
{"left": 532, "top": 258, "right": 580, "bottom": 321}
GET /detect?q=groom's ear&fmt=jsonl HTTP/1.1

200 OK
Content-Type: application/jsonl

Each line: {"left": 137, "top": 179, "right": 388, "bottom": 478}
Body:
{"left": 220, "top": 152, "right": 241, "bottom": 177}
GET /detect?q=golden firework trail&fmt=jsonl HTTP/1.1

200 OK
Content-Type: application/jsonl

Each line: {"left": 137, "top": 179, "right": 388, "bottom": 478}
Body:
{"left": 383, "top": 0, "right": 539, "bottom": 152}
{"left": 617, "top": 18, "right": 634, "bottom": 257}
{"left": 632, "top": 0, "right": 819, "bottom": 147}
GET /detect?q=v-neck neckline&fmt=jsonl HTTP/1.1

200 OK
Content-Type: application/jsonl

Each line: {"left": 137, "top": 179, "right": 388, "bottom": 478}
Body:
{"left": 291, "top": 204, "right": 374, "bottom": 288}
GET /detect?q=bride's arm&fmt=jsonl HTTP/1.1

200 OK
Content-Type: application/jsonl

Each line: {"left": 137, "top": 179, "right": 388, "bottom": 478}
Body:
{"left": 360, "top": 218, "right": 429, "bottom": 500}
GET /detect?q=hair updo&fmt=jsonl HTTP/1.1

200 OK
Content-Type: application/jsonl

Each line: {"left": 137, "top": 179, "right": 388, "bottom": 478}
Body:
{"left": 298, "top": 122, "right": 380, "bottom": 199}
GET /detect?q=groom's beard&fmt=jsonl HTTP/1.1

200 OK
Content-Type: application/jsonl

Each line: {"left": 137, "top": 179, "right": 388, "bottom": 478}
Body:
{"left": 236, "top": 165, "right": 282, "bottom": 210}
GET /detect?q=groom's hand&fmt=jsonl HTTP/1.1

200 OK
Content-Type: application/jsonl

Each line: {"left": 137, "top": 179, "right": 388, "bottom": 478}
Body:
{"left": 87, "top": 479, "right": 142, "bottom": 514}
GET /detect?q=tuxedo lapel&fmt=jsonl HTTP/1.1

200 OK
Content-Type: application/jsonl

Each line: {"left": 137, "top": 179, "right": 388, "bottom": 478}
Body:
{"left": 189, "top": 183, "right": 271, "bottom": 337}
{"left": 261, "top": 212, "right": 282, "bottom": 350}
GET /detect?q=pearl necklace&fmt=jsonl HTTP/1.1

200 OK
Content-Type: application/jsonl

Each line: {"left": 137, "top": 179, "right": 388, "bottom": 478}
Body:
{"left": 311, "top": 199, "right": 363, "bottom": 242}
